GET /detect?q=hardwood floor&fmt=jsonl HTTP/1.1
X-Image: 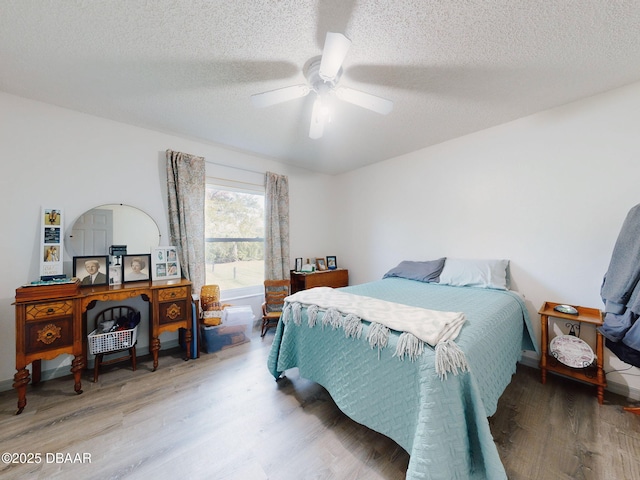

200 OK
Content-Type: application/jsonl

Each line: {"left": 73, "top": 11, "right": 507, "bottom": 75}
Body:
{"left": 1, "top": 329, "right": 639, "bottom": 480}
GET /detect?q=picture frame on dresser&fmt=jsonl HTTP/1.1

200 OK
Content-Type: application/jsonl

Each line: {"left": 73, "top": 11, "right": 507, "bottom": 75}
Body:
{"left": 122, "top": 254, "right": 151, "bottom": 283}
{"left": 316, "top": 257, "right": 327, "bottom": 271}
{"left": 73, "top": 255, "right": 109, "bottom": 286}
{"left": 109, "top": 265, "right": 122, "bottom": 285}
{"left": 326, "top": 255, "right": 337, "bottom": 270}
{"left": 151, "top": 246, "right": 181, "bottom": 281}
{"left": 295, "top": 257, "right": 303, "bottom": 272}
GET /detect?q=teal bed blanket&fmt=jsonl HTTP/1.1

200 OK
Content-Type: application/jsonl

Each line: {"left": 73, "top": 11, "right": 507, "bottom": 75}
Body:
{"left": 267, "top": 278, "right": 536, "bottom": 480}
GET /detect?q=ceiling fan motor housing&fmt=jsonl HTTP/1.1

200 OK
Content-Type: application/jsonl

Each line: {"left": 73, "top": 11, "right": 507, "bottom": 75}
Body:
{"left": 304, "top": 56, "right": 342, "bottom": 94}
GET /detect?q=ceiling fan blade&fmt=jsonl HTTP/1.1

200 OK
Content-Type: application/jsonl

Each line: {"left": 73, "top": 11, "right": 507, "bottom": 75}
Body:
{"left": 335, "top": 87, "right": 393, "bottom": 115}
{"left": 319, "top": 32, "right": 351, "bottom": 81}
{"left": 315, "top": 0, "right": 357, "bottom": 48}
{"left": 250, "top": 84, "right": 310, "bottom": 108}
{"left": 309, "top": 97, "right": 327, "bottom": 139}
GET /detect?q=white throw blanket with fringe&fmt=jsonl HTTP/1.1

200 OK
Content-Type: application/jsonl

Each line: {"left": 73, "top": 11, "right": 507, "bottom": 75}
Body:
{"left": 282, "top": 287, "right": 469, "bottom": 379}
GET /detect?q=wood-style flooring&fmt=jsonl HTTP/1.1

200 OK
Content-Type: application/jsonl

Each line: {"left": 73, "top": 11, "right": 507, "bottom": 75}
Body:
{"left": 1, "top": 328, "right": 639, "bottom": 480}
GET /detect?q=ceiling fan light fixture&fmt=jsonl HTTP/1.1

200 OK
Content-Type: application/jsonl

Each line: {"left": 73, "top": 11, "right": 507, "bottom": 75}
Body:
{"left": 305, "top": 57, "right": 341, "bottom": 92}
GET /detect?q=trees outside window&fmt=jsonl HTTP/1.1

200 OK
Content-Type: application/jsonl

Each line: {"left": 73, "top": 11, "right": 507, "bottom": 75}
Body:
{"left": 205, "top": 184, "right": 265, "bottom": 293}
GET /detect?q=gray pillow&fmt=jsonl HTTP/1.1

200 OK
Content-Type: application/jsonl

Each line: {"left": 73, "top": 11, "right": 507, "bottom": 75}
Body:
{"left": 383, "top": 258, "right": 446, "bottom": 283}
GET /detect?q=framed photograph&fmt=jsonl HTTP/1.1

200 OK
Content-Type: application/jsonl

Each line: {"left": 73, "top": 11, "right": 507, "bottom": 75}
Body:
{"left": 122, "top": 254, "right": 151, "bottom": 283}
{"left": 326, "top": 255, "right": 337, "bottom": 270}
{"left": 316, "top": 257, "right": 327, "bottom": 271}
{"left": 295, "top": 257, "right": 303, "bottom": 272}
{"left": 109, "top": 265, "right": 122, "bottom": 285}
{"left": 73, "top": 255, "right": 109, "bottom": 286}
{"left": 151, "top": 246, "right": 181, "bottom": 281}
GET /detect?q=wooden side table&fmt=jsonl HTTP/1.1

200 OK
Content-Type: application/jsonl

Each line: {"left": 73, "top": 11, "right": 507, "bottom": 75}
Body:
{"left": 539, "top": 301, "right": 606, "bottom": 404}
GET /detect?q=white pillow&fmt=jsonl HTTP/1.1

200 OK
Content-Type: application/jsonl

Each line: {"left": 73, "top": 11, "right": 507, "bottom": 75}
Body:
{"left": 438, "top": 258, "right": 510, "bottom": 290}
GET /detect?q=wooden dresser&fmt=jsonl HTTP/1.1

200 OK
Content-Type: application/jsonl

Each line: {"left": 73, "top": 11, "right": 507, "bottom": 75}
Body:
{"left": 290, "top": 269, "right": 349, "bottom": 294}
{"left": 13, "top": 278, "right": 192, "bottom": 414}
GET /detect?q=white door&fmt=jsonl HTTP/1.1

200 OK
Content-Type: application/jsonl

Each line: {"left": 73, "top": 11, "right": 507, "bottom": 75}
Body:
{"left": 69, "top": 208, "right": 114, "bottom": 256}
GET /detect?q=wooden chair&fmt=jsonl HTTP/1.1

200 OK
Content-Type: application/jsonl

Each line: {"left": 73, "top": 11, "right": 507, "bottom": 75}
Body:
{"left": 261, "top": 279, "right": 290, "bottom": 337}
{"left": 91, "top": 305, "right": 138, "bottom": 382}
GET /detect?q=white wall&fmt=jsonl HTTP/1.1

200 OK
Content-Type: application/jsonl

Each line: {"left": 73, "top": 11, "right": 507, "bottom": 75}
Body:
{"left": 0, "top": 92, "right": 334, "bottom": 390}
{"left": 334, "top": 82, "right": 640, "bottom": 399}
{"left": 4, "top": 80, "right": 640, "bottom": 400}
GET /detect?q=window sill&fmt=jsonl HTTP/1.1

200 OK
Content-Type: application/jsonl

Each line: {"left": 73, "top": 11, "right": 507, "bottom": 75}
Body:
{"left": 220, "top": 285, "right": 263, "bottom": 302}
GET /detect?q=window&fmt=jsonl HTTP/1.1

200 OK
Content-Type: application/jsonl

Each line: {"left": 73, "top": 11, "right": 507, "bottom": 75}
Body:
{"left": 205, "top": 182, "right": 264, "bottom": 295}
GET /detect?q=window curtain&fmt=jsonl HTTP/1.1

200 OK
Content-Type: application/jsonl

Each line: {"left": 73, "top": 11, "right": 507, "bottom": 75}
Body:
{"left": 166, "top": 149, "right": 205, "bottom": 295}
{"left": 265, "top": 172, "right": 290, "bottom": 280}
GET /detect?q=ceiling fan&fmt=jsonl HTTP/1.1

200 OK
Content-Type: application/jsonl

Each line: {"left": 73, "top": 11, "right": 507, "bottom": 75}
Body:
{"left": 250, "top": 32, "right": 394, "bottom": 139}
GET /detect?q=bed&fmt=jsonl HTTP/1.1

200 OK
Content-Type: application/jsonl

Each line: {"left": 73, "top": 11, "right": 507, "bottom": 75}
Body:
{"left": 267, "top": 271, "right": 537, "bottom": 480}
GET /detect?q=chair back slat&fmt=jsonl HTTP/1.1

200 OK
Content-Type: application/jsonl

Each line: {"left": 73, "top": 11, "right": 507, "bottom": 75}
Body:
{"left": 264, "top": 279, "right": 289, "bottom": 313}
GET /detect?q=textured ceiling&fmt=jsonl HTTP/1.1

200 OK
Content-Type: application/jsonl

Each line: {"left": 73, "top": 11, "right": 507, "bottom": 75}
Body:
{"left": 2, "top": 1, "right": 640, "bottom": 175}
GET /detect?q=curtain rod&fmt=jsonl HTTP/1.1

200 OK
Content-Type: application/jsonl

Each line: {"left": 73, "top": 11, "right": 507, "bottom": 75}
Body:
{"left": 205, "top": 159, "right": 266, "bottom": 176}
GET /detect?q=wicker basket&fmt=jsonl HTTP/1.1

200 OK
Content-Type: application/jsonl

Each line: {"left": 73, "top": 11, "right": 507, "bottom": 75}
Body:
{"left": 201, "top": 285, "right": 221, "bottom": 310}
{"left": 88, "top": 326, "right": 138, "bottom": 355}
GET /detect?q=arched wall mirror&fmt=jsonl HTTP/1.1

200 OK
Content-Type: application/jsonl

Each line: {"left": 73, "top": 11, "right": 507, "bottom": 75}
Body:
{"left": 66, "top": 204, "right": 161, "bottom": 258}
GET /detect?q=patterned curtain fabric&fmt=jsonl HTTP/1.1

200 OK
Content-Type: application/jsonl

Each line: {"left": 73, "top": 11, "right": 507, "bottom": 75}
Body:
{"left": 166, "top": 149, "right": 205, "bottom": 294}
{"left": 265, "top": 172, "right": 290, "bottom": 280}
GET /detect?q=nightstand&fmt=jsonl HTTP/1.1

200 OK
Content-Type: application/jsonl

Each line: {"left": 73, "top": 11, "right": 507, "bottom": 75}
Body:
{"left": 539, "top": 301, "right": 606, "bottom": 404}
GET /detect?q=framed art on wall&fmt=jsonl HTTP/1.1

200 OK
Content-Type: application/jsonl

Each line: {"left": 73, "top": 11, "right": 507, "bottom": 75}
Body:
{"left": 151, "top": 246, "right": 181, "bottom": 281}
{"left": 122, "top": 254, "right": 151, "bottom": 283}
{"left": 73, "top": 255, "right": 109, "bottom": 286}
{"left": 40, "top": 207, "right": 65, "bottom": 280}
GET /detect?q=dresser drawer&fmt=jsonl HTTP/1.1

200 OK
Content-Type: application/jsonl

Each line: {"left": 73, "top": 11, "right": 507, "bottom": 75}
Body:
{"left": 157, "top": 287, "right": 188, "bottom": 302}
{"left": 25, "top": 317, "right": 74, "bottom": 353}
{"left": 303, "top": 270, "right": 349, "bottom": 289}
{"left": 25, "top": 300, "right": 74, "bottom": 320}
{"left": 158, "top": 299, "right": 188, "bottom": 325}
